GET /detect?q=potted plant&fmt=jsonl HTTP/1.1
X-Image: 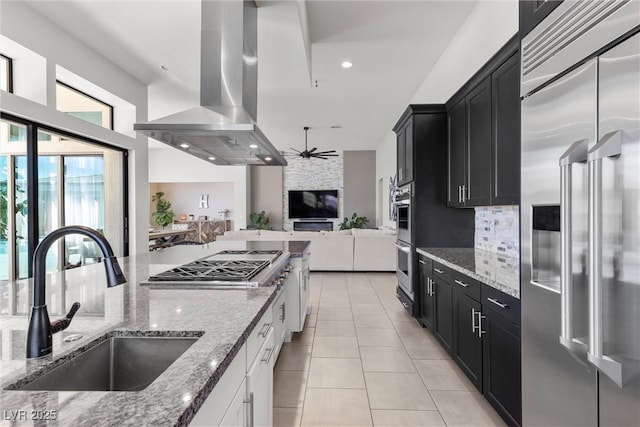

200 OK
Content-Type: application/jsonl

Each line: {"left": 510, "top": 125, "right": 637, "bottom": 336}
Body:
{"left": 339, "top": 213, "right": 369, "bottom": 230}
{"left": 152, "top": 191, "right": 175, "bottom": 228}
{"left": 248, "top": 211, "right": 271, "bottom": 230}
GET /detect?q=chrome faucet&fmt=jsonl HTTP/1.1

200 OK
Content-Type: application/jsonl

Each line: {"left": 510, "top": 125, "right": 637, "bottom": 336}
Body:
{"left": 26, "top": 225, "right": 127, "bottom": 358}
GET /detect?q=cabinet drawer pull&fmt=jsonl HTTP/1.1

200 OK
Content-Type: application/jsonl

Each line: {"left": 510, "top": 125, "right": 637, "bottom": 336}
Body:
{"left": 261, "top": 346, "right": 275, "bottom": 364}
{"left": 454, "top": 279, "right": 469, "bottom": 288}
{"left": 258, "top": 322, "right": 272, "bottom": 337}
{"left": 487, "top": 297, "right": 509, "bottom": 309}
{"left": 418, "top": 259, "right": 426, "bottom": 264}
{"left": 434, "top": 268, "right": 445, "bottom": 274}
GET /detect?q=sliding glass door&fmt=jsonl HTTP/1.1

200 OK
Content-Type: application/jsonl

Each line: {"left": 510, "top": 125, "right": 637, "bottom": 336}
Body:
{"left": 0, "top": 116, "right": 127, "bottom": 285}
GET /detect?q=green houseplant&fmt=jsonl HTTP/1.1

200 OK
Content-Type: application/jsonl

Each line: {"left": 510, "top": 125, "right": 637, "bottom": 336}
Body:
{"left": 339, "top": 213, "right": 369, "bottom": 230}
{"left": 152, "top": 191, "right": 174, "bottom": 228}
{"left": 248, "top": 211, "right": 270, "bottom": 230}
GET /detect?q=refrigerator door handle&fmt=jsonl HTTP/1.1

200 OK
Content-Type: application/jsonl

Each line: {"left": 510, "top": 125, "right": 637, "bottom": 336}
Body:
{"left": 586, "top": 130, "right": 626, "bottom": 388}
{"left": 558, "top": 139, "right": 589, "bottom": 357}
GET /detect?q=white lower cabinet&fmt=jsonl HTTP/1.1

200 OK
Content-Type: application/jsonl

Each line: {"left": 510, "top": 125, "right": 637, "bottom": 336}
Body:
{"left": 286, "top": 250, "right": 311, "bottom": 334}
{"left": 191, "top": 304, "right": 277, "bottom": 426}
{"left": 190, "top": 344, "right": 247, "bottom": 426}
{"left": 272, "top": 288, "right": 287, "bottom": 360}
{"left": 220, "top": 377, "right": 247, "bottom": 427}
{"left": 246, "top": 327, "right": 274, "bottom": 427}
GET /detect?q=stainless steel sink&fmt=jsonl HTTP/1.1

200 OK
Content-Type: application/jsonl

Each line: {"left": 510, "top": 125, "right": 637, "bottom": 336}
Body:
{"left": 11, "top": 335, "right": 200, "bottom": 392}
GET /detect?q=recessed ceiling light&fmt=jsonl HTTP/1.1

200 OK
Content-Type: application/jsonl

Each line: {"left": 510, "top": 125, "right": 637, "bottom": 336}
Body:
{"left": 341, "top": 61, "right": 353, "bottom": 69}
{"left": 265, "top": 157, "right": 272, "bottom": 161}
{"left": 208, "top": 156, "right": 216, "bottom": 161}
{"left": 179, "top": 143, "right": 189, "bottom": 148}
{"left": 249, "top": 144, "right": 258, "bottom": 149}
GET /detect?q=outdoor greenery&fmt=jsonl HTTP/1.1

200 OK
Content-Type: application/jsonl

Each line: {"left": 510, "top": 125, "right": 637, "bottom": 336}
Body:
{"left": 249, "top": 211, "right": 271, "bottom": 230}
{"left": 339, "top": 213, "right": 369, "bottom": 230}
{"left": 0, "top": 182, "right": 28, "bottom": 240}
{"left": 152, "top": 191, "right": 174, "bottom": 228}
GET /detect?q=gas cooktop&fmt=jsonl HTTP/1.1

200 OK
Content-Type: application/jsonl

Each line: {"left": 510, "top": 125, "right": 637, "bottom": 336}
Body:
{"left": 148, "top": 259, "right": 270, "bottom": 282}
{"left": 209, "top": 249, "right": 282, "bottom": 262}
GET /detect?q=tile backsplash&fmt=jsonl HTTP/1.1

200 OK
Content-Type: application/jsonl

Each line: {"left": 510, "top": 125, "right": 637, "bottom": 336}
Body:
{"left": 474, "top": 205, "right": 519, "bottom": 259}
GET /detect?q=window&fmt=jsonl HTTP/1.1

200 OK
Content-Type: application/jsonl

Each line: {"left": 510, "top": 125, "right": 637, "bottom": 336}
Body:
{"left": 0, "top": 54, "right": 12, "bottom": 93}
{"left": 56, "top": 81, "right": 113, "bottom": 129}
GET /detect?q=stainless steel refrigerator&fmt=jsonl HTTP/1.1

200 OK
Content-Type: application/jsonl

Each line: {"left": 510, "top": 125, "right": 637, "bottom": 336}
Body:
{"left": 520, "top": 1, "right": 639, "bottom": 426}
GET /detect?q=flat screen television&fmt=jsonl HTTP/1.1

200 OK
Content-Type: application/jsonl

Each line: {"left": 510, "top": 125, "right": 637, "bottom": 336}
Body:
{"left": 288, "top": 190, "right": 338, "bottom": 219}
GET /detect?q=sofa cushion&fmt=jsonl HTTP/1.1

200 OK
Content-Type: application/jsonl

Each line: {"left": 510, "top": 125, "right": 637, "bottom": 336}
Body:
{"left": 351, "top": 228, "right": 383, "bottom": 236}
{"left": 327, "top": 229, "right": 353, "bottom": 235}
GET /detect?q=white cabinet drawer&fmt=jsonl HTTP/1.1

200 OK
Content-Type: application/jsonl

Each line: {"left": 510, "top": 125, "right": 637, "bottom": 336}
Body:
{"left": 247, "top": 307, "right": 273, "bottom": 367}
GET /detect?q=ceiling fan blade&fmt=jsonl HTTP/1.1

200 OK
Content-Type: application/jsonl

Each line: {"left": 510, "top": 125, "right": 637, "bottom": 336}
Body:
{"left": 308, "top": 147, "right": 318, "bottom": 154}
{"left": 289, "top": 148, "right": 302, "bottom": 154}
{"left": 314, "top": 150, "right": 338, "bottom": 155}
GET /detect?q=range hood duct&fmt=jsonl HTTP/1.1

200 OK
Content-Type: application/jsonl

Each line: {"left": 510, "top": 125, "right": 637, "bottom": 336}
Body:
{"left": 134, "top": 0, "right": 286, "bottom": 166}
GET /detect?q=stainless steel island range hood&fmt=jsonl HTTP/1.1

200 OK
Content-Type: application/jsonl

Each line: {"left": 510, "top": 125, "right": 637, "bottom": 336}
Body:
{"left": 134, "top": 0, "right": 286, "bottom": 166}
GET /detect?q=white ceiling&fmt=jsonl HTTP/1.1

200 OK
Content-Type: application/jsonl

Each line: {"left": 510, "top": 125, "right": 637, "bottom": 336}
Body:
{"left": 24, "top": 0, "right": 478, "bottom": 153}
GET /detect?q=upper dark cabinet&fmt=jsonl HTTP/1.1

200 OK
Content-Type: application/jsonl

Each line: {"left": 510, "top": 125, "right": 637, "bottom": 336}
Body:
{"left": 465, "top": 78, "right": 492, "bottom": 206}
{"left": 519, "top": 0, "right": 563, "bottom": 38}
{"left": 492, "top": 52, "right": 521, "bottom": 205}
{"left": 447, "top": 100, "right": 466, "bottom": 207}
{"left": 396, "top": 118, "right": 414, "bottom": 186}
{"left": 446, "top": 35, "right": 520, "bottom": 208}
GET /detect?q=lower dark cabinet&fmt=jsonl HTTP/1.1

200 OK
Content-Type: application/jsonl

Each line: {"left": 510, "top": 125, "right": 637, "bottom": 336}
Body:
{"left": 453, "top": 291, "right": 483, "bottom": 391}
{"left": 482, "top": 308, "right": 522, "bottom": 427}
{"left": 419, "top": 265, "right": 435, "bottom": 332}
{"left": 433, "top": 277, "right": 453, "bottom": 354}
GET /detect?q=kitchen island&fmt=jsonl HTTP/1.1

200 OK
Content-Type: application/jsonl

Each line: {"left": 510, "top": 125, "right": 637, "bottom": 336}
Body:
{"left": 0, "top": 240, "right": 310, "bottom": 426}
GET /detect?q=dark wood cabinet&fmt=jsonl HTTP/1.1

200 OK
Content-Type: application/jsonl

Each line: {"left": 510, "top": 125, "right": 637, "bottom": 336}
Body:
{"left": 447, "top": 99, "right": 466, "bottom": 207}
{"left": 396, "top": 119, "right": 413, "bottom": 186}
{"left": 491, "top": 52, "right": 521, "bottom": 205}
{"left": 465, "top": 78, "right": 492, "bottom": 206}
{"left": 417, "top": 257, "right": 522, "bottom": 426}
{"left": 519, "top": 0, "right": 563, "bottom": 38}
{"left": 446, "top": 35, "right": 520, "bottom": 208}
{"left": 433, "top": 276, "right": 453, "bottom": 355}
{"left": 419, "top": 256, "right": 435, "bottom": 331}
{"left": 453, "top": 290, "right": 483, "bottom": 391}
{"left": 482, "top": 307, "right": 522, "bottom": 427}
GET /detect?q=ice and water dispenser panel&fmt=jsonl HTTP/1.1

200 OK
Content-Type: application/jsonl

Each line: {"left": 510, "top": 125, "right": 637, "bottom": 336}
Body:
{"left": 531, "top": 205, "right": 561, "bottom": 291}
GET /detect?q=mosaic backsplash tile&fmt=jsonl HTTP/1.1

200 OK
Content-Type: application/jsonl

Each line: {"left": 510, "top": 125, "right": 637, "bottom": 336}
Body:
{"left": 474, "top": 205, "right": 519, "bottom": 259}
{"left": 283, "top": 153, "right": 344, "bottom": 231}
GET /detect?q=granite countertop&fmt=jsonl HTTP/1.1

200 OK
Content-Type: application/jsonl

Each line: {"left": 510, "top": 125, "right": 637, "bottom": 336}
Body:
{"left": 0, "top": 240, "right": 308, "bottom": 426}
{"left": 416, "top": 247, "right": 520, "bottom": 299}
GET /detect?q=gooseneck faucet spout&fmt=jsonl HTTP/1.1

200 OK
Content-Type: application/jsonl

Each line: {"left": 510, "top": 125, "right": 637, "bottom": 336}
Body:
{"left": 26, "top": 225, "right": 127, "bottom": 358}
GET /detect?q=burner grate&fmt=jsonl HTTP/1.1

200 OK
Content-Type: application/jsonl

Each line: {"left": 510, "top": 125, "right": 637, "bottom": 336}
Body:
{"left": 148, "top": 259, "right": 270, "bottom": 282}
{"left": 216, "top": 250, "right": 282, "bottom": 256}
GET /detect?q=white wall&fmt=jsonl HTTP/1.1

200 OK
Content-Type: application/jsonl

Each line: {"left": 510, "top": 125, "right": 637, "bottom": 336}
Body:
{"left": 0, "top": 1, "right": 150, "bottom": 255}
{"left": 150, "top": 182, "right": 235, "bottom": 228}
{"left": 375, "top": 0, "right": 518, "bottom": 229}
{"left": 148, "top": 149, "right": 250, "bottom": 229}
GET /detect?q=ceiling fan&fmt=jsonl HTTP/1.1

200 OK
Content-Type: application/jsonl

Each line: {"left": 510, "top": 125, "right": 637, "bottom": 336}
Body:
{"left": 289, "top": 126, "right": 339, "bottom": 159}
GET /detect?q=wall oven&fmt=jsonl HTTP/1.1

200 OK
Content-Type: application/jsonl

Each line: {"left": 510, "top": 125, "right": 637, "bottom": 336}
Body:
{"left": 394, "top": 240, "right": 413, "bottom": 300}
{"left": 394, "top": 184, "right": 412, "bottom": 243}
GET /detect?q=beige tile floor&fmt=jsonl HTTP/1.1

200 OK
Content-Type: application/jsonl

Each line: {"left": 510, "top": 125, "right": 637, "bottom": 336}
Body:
{"left": 273, "top": 272, "right": 506, "bottom": 427}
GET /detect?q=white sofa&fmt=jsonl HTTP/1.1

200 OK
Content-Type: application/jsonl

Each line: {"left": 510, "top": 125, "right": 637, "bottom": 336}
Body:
{"left": 217, "top": 228, "right": 397, "bottom": 272}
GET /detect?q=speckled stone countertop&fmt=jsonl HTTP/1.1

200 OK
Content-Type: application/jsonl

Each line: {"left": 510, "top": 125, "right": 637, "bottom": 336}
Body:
{"left": 416, "top": 247, "right": 520, "bottom": 299}
{"left": 0, "top": 240, "right": 308, "bottom": 426}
